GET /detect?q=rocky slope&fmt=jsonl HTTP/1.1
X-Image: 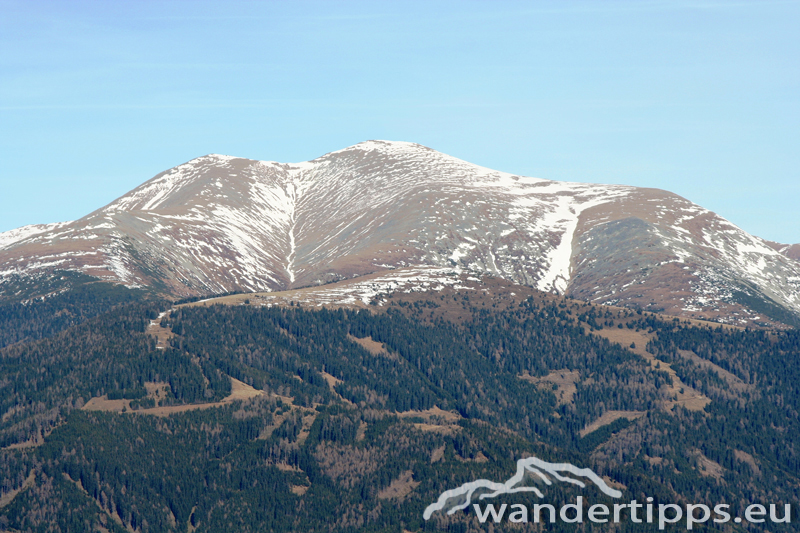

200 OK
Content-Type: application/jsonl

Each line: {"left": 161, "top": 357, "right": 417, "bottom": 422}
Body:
{"left": 1, "top": 140, "right": 798, "bottom": 326}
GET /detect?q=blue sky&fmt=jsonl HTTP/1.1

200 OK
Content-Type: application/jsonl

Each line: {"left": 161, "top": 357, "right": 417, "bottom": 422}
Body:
{"left": 1, "top": 0, "right": 798, "bottom": 243}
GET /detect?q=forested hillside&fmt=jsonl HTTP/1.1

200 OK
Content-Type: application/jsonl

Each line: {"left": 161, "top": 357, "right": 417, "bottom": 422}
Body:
{"left": 0, "top": 283, "right": 798, "bottom": 532}
{"left": 0, "top": 271, "right": 148, "bottom": 349}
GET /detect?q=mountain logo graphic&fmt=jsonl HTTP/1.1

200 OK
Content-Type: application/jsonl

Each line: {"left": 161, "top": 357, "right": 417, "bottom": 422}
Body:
{"left": 423, "top": 456, "right": 622, "bottom": 519}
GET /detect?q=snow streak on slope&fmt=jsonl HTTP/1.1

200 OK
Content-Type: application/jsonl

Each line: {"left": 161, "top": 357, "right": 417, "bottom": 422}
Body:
{"left": 509, "top": 182, "right": 631, "bottom": 293}
{"left": 242, "top": 266, "right": 472, "bottom": 308}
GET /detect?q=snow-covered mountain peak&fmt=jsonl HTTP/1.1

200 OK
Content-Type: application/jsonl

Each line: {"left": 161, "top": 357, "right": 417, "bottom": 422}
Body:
{"left": 325, "top": 139, "right": 426, "bottom": 155}
{"left": 2, "top": 141, "right": 799, "bottom": 327}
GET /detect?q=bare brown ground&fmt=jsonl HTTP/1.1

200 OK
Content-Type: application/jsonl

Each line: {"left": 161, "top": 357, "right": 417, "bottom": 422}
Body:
{"left": 347, "top": 334, "right": 389, "bottom": 356}
{"left": 733, "top": 450, "right": 761, "bottom": 475}
{"left": 458, "top": 451, "right": 489, "bottom": 463}
{"left": 290, "top": 485, "right": 309, "bottom": 496}
{"left": 397, "top": 406, "right": 461, "bottom": 423}
{"left": 591, "top": 327, "right": 653, "bottom": 356}
{"left": 377, "top": 470, "right": 420, "bottom": 501}
{"left": 411, "top": 423, "right": 458, "bottom": 435}
{"left": 579, "top": 410, "right": 646, "bottom": 437}
{"left": 397, "top": 406, "right": 461, "bottom": 434}
{"left": 519, "top": 369, "right": 580, "bottom": 405}
{"left": 319, "top": 369, "right": 353, "bottom": 405}
{"left": 82, "top": 378, "right": 264, "bottom": 416}
{"left": 296, "top": 413, "right": 319, "bottom": 445}
{"left": 2, "top": 427, "right": 52, "bottom": 450}
{"left": 678, "top": 349, "right": 753, "bottom": 394}
{"left": 275, "top": 463, "right": 302, "bottom": 472}
{"left": 692, "top": 449, "right": 725, "bottom": 480}
{"left": 146, "top": 311, "right": 174, "bottom": 349}
{"left": 645, "top": 455, "right": 665, "bottom": 466}
{"left": 603, "top": 476, "right": 627, "bottom": 491}
{"left": 0, "top": 471, "right": 35, "bottom": 509}
{"left": 430, "top": 445, "right": 445, "bottom": 463}
{"left": 320, "top": 370, "right": 342, "bottom": 388}
{"left": 355, "top": 421, "right": 367, "bottom": 442}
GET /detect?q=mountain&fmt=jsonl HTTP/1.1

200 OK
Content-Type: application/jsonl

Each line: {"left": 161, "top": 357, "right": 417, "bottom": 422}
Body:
{"left": 2, "top": 140, "right": 799, "bottom": 327}
{"left": 1, "top": 142, "right": 799, "bottom": 530}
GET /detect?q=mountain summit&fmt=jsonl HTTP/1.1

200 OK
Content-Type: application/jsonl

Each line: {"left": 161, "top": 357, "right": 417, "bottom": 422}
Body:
{"left": 1, "top": 140, "right": 798, "bottom": 326}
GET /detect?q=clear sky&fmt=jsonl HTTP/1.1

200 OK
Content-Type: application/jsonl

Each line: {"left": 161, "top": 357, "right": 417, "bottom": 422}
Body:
{"left": 1, "top": 0, "right": 798, "bottom": 243}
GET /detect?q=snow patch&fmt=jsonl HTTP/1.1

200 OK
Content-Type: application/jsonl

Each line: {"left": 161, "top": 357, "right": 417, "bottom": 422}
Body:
{"left": 0, "top": 221, "right": 72, "bottom": 250}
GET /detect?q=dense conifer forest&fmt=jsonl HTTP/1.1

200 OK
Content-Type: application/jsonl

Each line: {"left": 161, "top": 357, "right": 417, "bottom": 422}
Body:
{"left": 0, "top": 281, "right": 798, "bottom": 532}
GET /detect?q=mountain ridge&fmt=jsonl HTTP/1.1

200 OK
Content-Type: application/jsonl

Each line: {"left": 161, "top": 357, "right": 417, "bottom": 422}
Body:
{"left": 1, "top": 140, "right": 799, "bottom": 327}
